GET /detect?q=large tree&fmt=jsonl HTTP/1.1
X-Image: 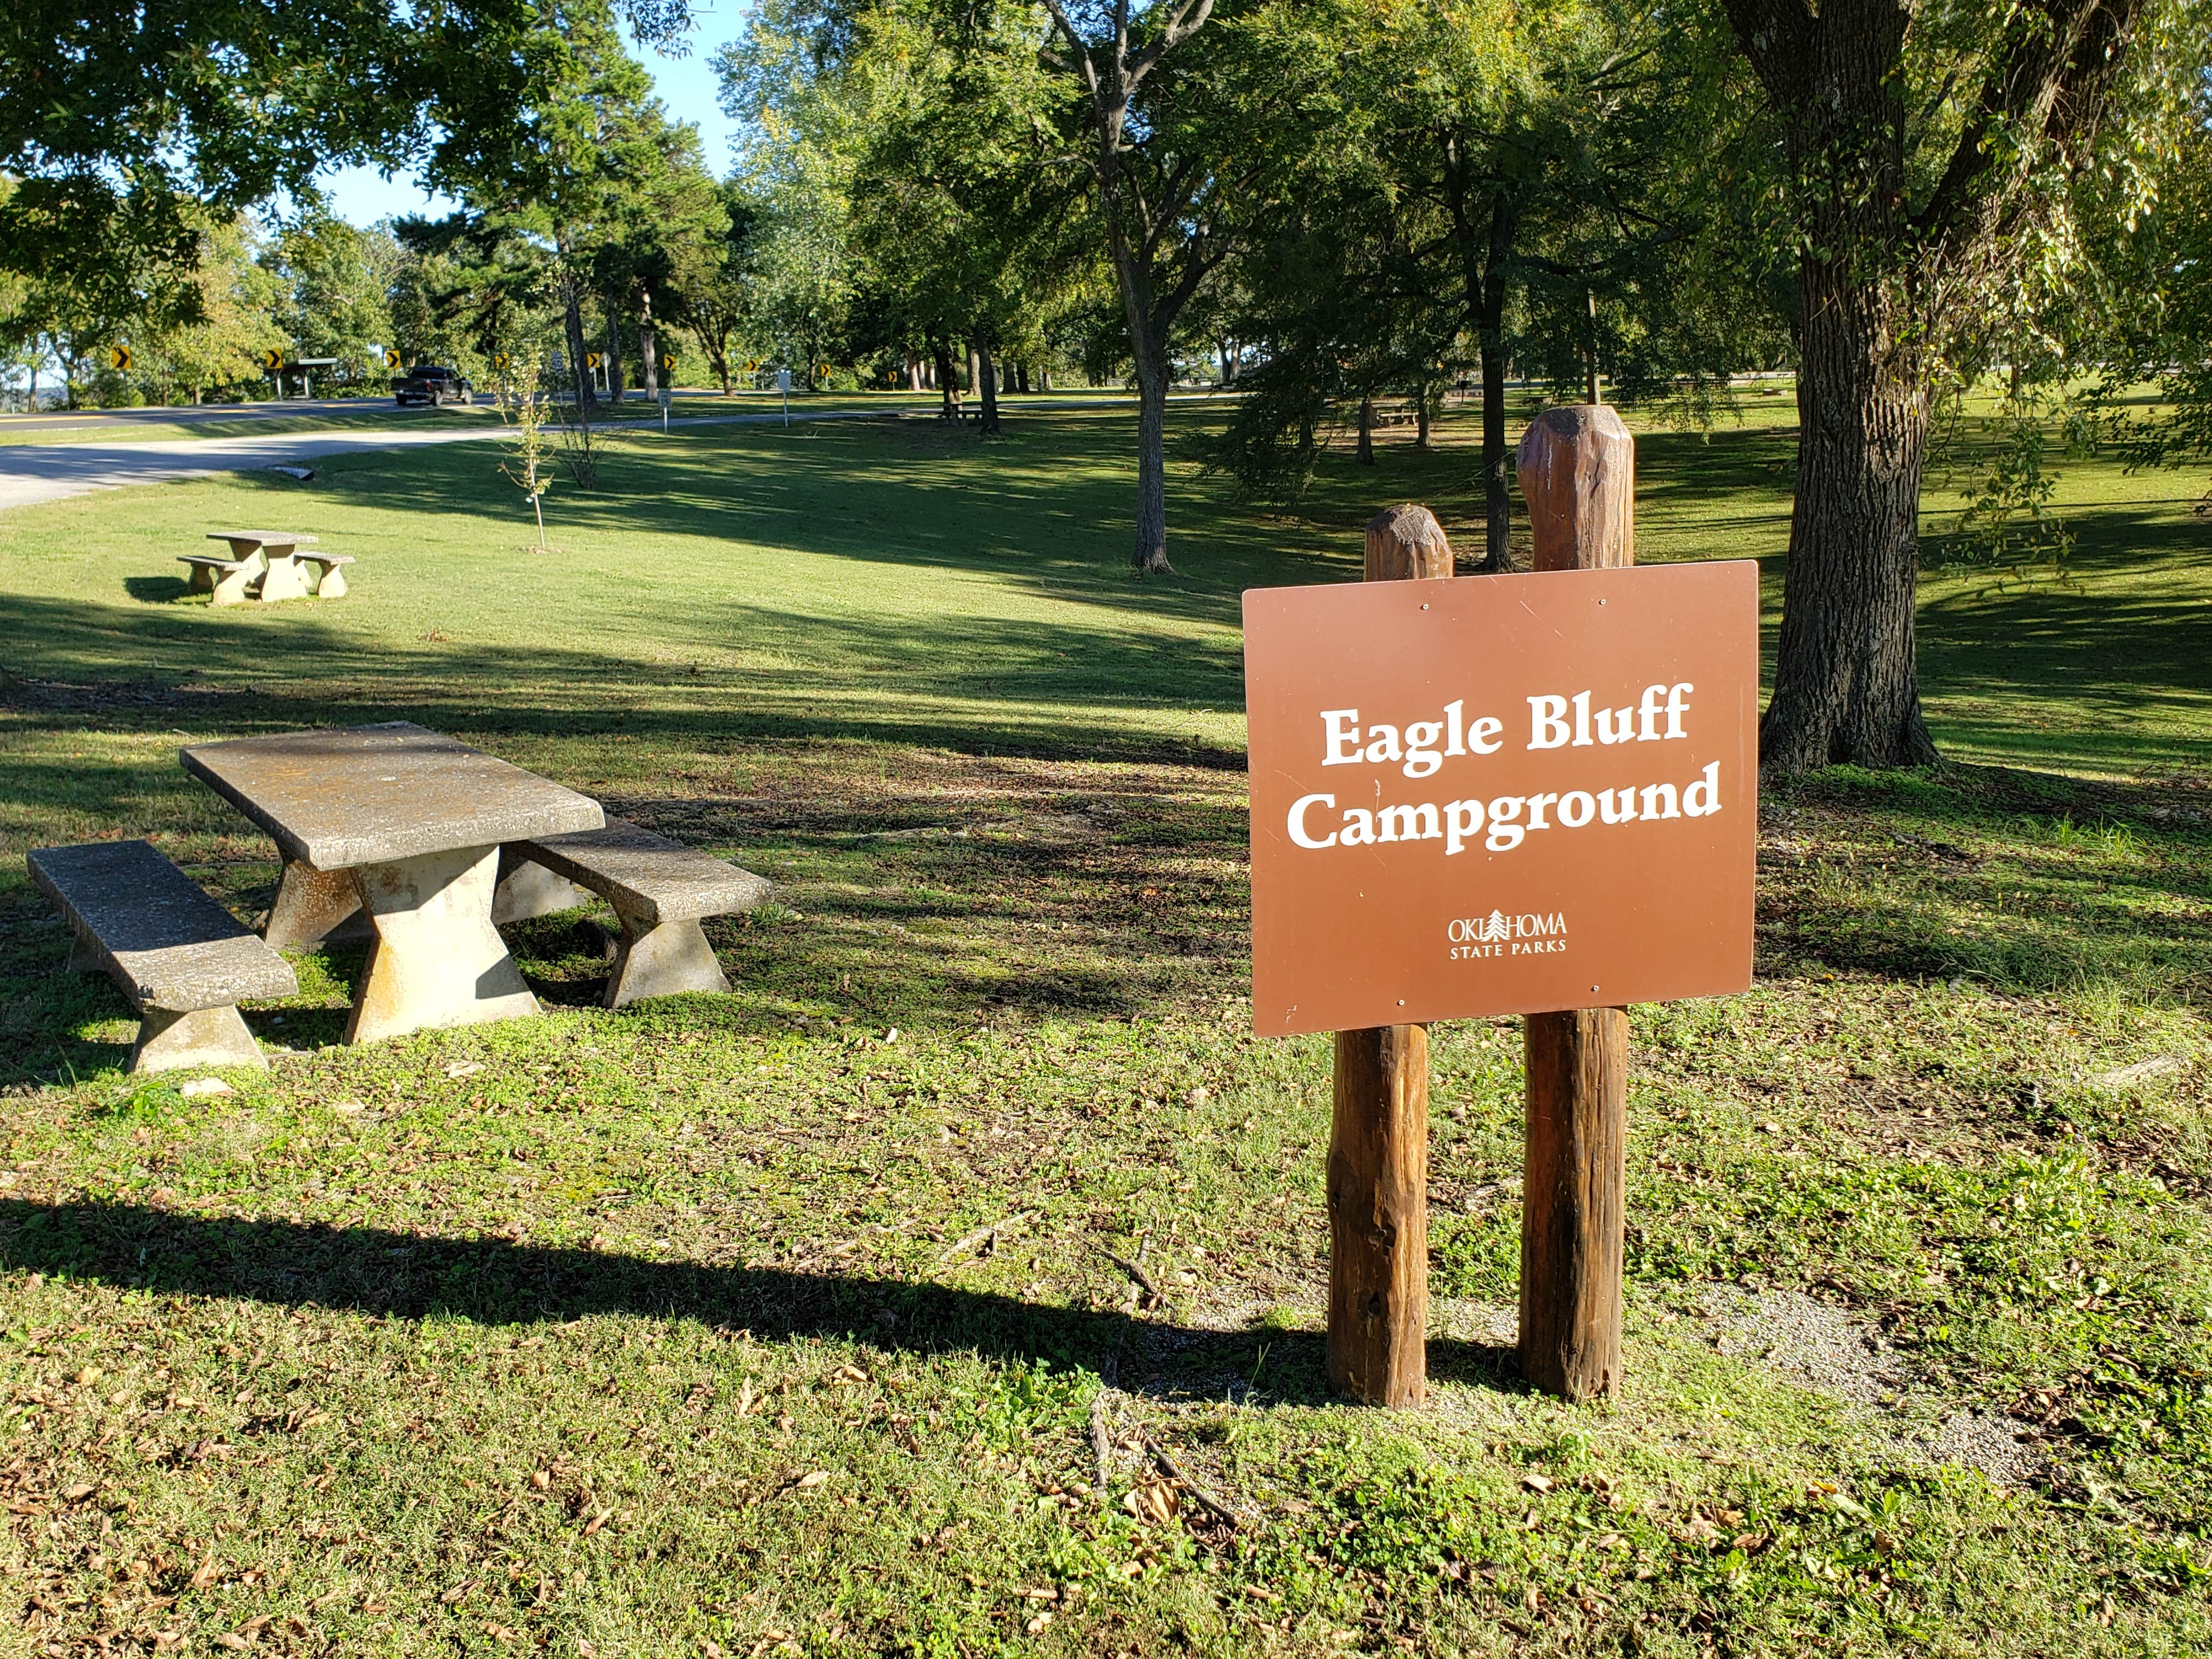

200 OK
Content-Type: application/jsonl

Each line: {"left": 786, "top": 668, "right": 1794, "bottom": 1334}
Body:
{"left": 0, "top": 2, "right": 695, "bottom": 336}
{"left": 1203, "top": 0, "right": 1783, "bottom": 561}
{"left": 1034, "top": 0, "right": 1340, "bottom": 572}
{"left": 1717, "top": 0, "right": 2205, "bottom": 774}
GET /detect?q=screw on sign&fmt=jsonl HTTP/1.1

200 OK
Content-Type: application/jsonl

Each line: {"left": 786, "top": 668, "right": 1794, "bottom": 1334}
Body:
{"left": 1240, "top": 407, "right": 1757, "bottom": 1406}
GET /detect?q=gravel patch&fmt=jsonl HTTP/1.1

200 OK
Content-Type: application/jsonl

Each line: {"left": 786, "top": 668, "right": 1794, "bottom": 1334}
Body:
{"left": 1705, "top": 1286, "right": 2041, "bottom": 1487}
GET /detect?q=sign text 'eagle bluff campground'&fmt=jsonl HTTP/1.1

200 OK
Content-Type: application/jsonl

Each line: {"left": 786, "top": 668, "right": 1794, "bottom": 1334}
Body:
{"left": 1243, "top": 560, "right": 1759, "bottom": 1035}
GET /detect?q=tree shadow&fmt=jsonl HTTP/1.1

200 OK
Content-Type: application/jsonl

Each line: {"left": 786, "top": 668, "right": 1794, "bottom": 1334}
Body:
{"left": 0, "top": 1198, "right": 1521, "bottom": 1406}
{"left": 122, "top": 575, "right": 193, "bottom": 604}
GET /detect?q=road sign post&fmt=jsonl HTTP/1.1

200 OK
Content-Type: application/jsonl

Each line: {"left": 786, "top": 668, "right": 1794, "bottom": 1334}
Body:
{"left": 659, "top": 386, "right": 672, "bottom": 433}
{"left": 777, "top": 367, "right": 791, "bottom": 427}
{"left": 1242, "top": 411, "right": 1756, "bottom": 1404}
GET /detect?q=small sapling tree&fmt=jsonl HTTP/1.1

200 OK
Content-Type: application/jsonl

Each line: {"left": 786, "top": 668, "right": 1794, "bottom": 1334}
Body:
{"left": 496, "top": 370, "right": 556, "bottom": 549}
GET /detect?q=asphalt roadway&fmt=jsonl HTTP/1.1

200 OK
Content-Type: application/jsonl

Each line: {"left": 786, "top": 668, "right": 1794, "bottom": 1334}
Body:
{"left": 0, "top": 397, "right": 878, "bottom": 511}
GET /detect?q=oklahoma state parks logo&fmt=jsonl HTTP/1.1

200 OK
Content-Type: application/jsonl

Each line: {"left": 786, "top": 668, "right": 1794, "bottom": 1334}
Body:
{"left": 1448, "top": 910, "right": 1567, "bottom": 959}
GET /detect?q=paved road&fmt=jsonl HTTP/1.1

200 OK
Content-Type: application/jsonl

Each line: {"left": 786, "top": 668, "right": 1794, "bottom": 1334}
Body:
{"left": 0, "top": 397, "right": 466, "bottom": 432}
{"left": 0, "top": 405, "right": 872, "bottom": 511}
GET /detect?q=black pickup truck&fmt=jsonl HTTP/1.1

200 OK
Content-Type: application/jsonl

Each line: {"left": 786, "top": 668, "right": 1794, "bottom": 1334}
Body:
{"left": 391, "top": 364, "right": 473, "bottom": 407}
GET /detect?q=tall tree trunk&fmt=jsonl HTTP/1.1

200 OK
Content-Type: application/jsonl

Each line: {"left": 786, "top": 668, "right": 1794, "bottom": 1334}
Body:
{"left": 1759, "top": 261, "right": 1939, "bottom": 773}
{"left": 906, "top": 351, "right": 923, "bottom": 392}
{"left": 975, "top": 334, "right": 1001, "bottom": 436}
{"left": 604, "top": 311, "right": 624, "bottom": 403}
{"left": 1038, "top": 363, "right": 1051, "bottom": 392}
{"left": 933, "top": 341, "right": 961, "bottom": 422}
{"left": 558, "top": 246, "right": 594, "bottom": 411}
{"left": 1356, "top": 395, "right": 1376, "bottom": 465}
{"left": 1415, "top": 374, "right": 1432, "bottom": 449}
{"left": 1478, "top": 335, "right": 1510, "bottom": 571}
{"left": 966, "top": 342, "right": 983, "bottom": 404}
{"left": 1131, "top": 319, "right": 1172, "bottom": 573}
{"left": 639, "top": 288, "right": 659, "bottom": 404}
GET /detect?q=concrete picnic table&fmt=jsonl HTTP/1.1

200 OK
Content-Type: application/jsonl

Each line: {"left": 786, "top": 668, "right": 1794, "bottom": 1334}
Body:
{"left": 182, "top": 530, "right": 353, "bottom": 604}
{"left": 181, "top": 723, "right": 604, "bottom": 1043}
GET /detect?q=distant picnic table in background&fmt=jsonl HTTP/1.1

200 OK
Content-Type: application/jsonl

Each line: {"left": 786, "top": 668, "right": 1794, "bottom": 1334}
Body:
{"left": 179, "top": 529, "right": 354, "bottom": 605}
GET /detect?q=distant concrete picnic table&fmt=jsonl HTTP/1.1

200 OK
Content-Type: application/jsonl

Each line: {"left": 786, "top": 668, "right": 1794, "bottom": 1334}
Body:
{"left": 182, "top": 723, "right": 604, "bottom": 1043}
{"left": 180, "top": 529, "right": 354, "bottom": 605}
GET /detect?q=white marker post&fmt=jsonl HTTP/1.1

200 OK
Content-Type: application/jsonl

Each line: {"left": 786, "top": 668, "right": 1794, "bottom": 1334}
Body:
{"left": 659, "top": 386, "right": 672, "bottom": 433}
{"left": 777, "top": 366, "right": 791, "bottom": 428}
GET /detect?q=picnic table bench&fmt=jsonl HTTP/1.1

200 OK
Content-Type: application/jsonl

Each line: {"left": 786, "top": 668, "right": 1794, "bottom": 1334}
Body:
{"left": 27, "top": 840, "right": 297, "bottom": 1073}
{"left": 180, "top": 531, "right": 350, "bottom": 605}
{"left": 495, "top": 819, "right": 770, "bottom": 1007}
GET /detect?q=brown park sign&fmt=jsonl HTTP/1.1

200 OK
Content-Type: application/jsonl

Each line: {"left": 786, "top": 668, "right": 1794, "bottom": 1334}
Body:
{"left": 1245, "top": 559, "right": 1758, "bottom": 1035}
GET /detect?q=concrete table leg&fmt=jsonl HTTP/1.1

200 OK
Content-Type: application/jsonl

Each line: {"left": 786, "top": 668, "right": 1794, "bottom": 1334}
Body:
{"left": 133, "top": 1005, "right": 268, "bottom": 1072}
{"left": 257, "top": 552, "right": 312, "bottom": 603}
{"left": 345, "top": 845, "right": 539, "bottom": 1044}
{"left": 210, "top": 552, "right": 266, "bottom": 606}
{"left": 263, "top": 860, "right": 373, "bottom": 950}
{"left": 605, "top": 909, "right": 729, "bottom": 1008}
{"left": 492, "top": 854, "right": 596, "bottom": 924}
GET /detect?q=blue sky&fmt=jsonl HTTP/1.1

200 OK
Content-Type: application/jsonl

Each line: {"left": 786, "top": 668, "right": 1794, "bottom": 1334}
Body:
{"left": 314, "top": 10, "right": 745, "bottom": 228}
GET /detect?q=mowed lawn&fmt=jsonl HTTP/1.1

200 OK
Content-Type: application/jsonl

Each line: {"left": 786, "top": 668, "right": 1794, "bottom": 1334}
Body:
{"left": 0, "top": 400, "right": 2208, "bottom": 1658}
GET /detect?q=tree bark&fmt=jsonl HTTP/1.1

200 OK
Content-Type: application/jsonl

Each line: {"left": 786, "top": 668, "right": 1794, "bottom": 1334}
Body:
{"left": 1356, "top": 395, "right": 1376, "bottom": 465}
{"left": 976, "top": 333, "right": 1001, "bottom": 435}
{"left": 1722, "top": 0, "right": 1938, "bottom": 774}
{"left": 1759, "top": 262, "right": 1939, "bottom": 772}
{"left": 558, "top": 246, "right": 594, "bottom": 411}
{"left": 603, "top": 310, "right": 624, "bottom": 403}
{"left": 1131, "top": 320, "right": 1172, "bottom": 573}
{"left": 933, "top": 341, "right": 961, "bottom": 422}
{"left": 639, "top": 287, "right": 659, "bottom": 405}
{"left": 1478, "top": 335, "right": 1510, "bottom": 569}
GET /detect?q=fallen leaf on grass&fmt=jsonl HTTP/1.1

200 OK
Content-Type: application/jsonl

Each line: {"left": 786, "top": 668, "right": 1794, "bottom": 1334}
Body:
{"left": 1122, "top": 1479, "right": 1179, "bottom": 1525}
{"left": 582, "top": 1508, "right": 614, "bottom": 1536}
{"left": 1025, "top": 1613, "right": 1053, "bottom": 1635}
{"left": 180, "top": 1078, "right": 234, "bottom": 1099}
{"left": 445, "top": 1062, "right": 484, "bottom": 1080}
{"left": 530, "top": 1469, "right": 551, "bottom": 1489}
{"left": 794, "top": 1471, "right": 832, "bottom": 1490}
{"left": 439, "top": 1581, "right": 473, "bottom": 1604}
{"left": 60, "top": 1482, "right": 93, "bottom": 1502}
{"left": 1521, "top": 1474, "right": 1554, "bottom": 1494}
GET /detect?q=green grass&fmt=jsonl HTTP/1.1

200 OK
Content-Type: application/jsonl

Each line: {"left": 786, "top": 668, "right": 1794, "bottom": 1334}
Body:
{"left": 0, "top": 399, "right": 2208, "bottom": 1656}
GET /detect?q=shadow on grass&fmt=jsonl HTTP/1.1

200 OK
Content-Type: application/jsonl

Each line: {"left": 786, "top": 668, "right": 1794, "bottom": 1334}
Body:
{"left": 1758, "top": 764, "right": 2212, "bottom": 1000}
{"left": 0, "top": 1198, "right": 1522, "bottom": 1403}
{"left": 122, "top": 575, "right": 193, "bottom": 604}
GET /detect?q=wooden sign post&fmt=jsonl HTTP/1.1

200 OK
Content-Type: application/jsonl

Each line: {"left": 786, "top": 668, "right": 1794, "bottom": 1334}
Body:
{"left": 1516, "top": 406, "right": 1633, "bottom": 1401}
{"left": 1327, "top": 505, "right": 1454, "bottom": 1408}
{"left": 1244, "top": 405, "right": 1754, "bottom": 1407}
